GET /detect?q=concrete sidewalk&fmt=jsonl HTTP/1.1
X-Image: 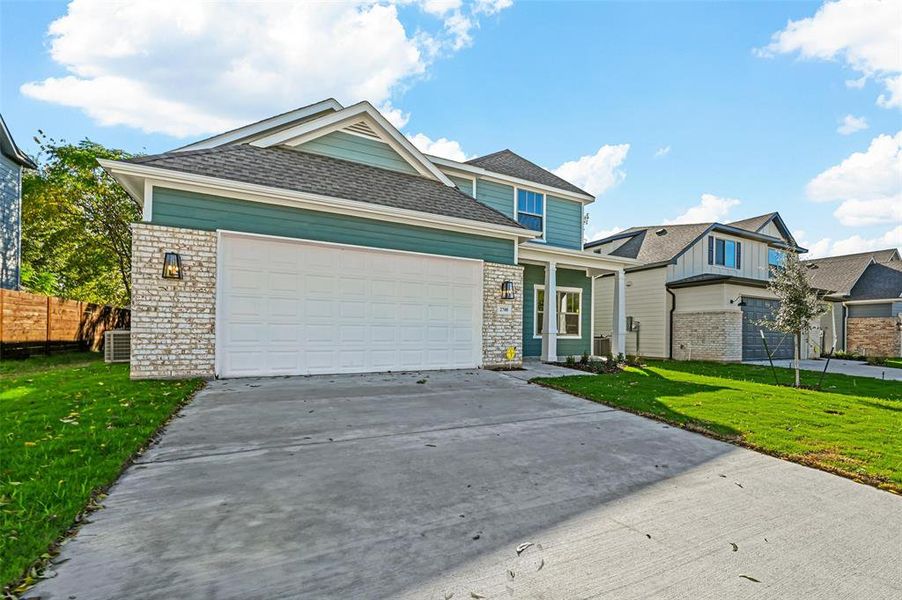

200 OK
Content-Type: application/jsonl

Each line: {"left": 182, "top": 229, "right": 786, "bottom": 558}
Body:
{"left": 745, "top": 358, "right": 902, "bottom": 381}
{"left": 27, "top": 369, "right": 902, "bottom": 600}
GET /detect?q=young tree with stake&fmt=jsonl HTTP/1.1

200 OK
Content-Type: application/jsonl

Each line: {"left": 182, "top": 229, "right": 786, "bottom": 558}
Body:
{"left": 761, "top": 251, "right": 827, "bottom": 387}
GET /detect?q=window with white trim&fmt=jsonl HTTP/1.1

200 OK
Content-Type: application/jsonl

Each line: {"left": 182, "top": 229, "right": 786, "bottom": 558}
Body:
{"left": 535, "top": 286, "right": 581, "bottom": 338}
{"left": 517, "top": 189, "right": 544, "bottom": 237}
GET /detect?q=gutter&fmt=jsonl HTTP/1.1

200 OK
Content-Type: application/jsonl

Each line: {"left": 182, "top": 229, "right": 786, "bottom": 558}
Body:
{"left": 667, "top": 288, "right": 676, "bottom": 359}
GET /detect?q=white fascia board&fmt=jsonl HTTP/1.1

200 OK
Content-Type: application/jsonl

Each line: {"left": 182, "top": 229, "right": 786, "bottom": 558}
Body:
{"left": 98, "top": 159, "right": 536, "bottom": 243}
{"left": 251, "top": 102, "right": 456, "bottom": 187}
{"left": 518, "top": 242, "right": 638, "bottom": 272}
{"left": 172, "top": 99, "right": 344, "bottom": 152}
{"left": 429, "top": 155, "right": 595, "bottom": 204}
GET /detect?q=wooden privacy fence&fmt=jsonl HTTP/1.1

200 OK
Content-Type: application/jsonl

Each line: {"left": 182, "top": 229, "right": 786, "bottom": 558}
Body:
{"left": 0, "top": 289, "right": 130, "bottom": 357}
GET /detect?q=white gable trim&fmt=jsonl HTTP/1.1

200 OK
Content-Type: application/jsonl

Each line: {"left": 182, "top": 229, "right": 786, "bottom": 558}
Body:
{"left": 251, "top": 102, "right": 456, "bottom": 187}
{"left": 173, "top": 99, "right": 344, "bottom": 152}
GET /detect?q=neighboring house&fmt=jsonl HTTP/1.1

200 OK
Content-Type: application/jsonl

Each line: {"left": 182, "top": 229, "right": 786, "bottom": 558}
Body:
{"left": 0, "top": 113, "right": 37, "bottom": 290}
{"left": 587, "top": 212, "right": 810, "bottom": 362}
{"left": 101, "top": 99, "right": 635, "bottom": 379}
{"left": 804, "top": 249, "right": 902, "bottom": 357}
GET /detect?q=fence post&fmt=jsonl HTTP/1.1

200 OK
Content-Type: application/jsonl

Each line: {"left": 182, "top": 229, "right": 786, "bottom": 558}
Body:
{"left": 45, "top": 296, "right": 51, "bottom": 355}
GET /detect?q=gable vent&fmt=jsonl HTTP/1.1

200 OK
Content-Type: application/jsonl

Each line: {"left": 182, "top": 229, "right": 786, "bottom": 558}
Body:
{"left": 344, "top": 120, "right": 381, "bottom": 139}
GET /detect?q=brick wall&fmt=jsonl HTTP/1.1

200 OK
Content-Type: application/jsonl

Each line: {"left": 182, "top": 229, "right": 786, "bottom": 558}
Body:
{"left": 482, "top": 262, "right": 524, "bottom": 367}
{"left": 131, "top": 224, "right": 216, "bottom": 379}
{"left": 672, "top": 310, "right": 742, "bottom": 362}
{"left": 847, "top": 317, "right": 901, "bottom": 357}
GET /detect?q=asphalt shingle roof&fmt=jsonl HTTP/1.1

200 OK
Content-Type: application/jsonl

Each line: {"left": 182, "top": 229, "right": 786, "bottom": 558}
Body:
{"left": 465, "top": 150, "right": 592, "bottom": 197}
{"left": 127, "top": 145, "right": 525, "bottom": 230}
{"left": 588, "top": 223, "right": 711, "bottom": 264}
{"left": 849, "top": 261, "right": 902, "bottom": 301}
{"left": 802, "top": 249, "right": 900, "bottom": 296}
{"left": 727, "top": 213, "right": 777, "bottom": 233}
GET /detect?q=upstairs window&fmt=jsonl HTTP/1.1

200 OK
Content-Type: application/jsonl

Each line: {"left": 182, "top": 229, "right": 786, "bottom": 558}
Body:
{"left": 517, "top": 189, "right": 544, "bottom": 237}
{"left": 768, "top": 248, "right": 784, "bottom": 276}
{"left": 708, "top": 236, "right": 741, "bottom": 269}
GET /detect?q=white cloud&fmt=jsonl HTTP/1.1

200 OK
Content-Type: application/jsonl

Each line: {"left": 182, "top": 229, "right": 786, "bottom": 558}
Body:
{"left": 420, "top": 0, "right": 462, "bottom": 17}
{"left": 806, "top": 131, "right": 902, "bottom": 226}
{"left": 837, "top": 114, "right": 868, "bottom": 135}
{"left": 378, "top": 102, "right": 410, "bottom": 129}
{"left": 474, "top": 0, "right": 514, "bottom": 15}
{"left": 877, "top": 74, "right": 902, "bottom": 109}
{"left": 586, "top": 225, "right": 626, "bottom": 243}
{"left": 553, "top": 144, "right": 630, "bottom": 197}
{"left": 758, "top": 0, "right": 902, "bottom": 110}
{"left": 654, "top": 145, "right": 671, "bottom": 158}
{"left": 666, "top": 193, "right": 741, "bottom": 225}
{"left": 21, "top": 0, "right": 511, "bottom": 138}
{"left": 407, "top": 132, "right": 470, "bottom": 161}
{"left": 794, "top": 230, "right": 833, "bottom": 259}
{"left": 797, "top": 226, "right": 902, "bottom": 259}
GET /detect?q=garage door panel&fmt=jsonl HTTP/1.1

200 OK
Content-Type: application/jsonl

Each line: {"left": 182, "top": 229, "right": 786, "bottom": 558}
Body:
{"left": 742, "top": 298, "right": 793, "bottom": 361}
{"left": 218, "top": 235, "right": 483, "bottom": 377}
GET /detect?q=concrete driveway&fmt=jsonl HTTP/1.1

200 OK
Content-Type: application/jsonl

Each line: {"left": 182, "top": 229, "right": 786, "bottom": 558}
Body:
{"left": 745, "top": 358, "right": 902, "bottom": 381}
{"left": 28, "top": 369, "right": 902, "bottom": 599}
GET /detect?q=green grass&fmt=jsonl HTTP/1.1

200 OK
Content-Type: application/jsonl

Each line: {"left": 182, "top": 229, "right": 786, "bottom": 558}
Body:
{"left": 1, "top": 353, "right": 204, "bottom": 592}
{"left": 880, "top": 358, "right": 902, "bottom": 370}
{"left": 536, "top": 361, "right": 902, "bottom": 493}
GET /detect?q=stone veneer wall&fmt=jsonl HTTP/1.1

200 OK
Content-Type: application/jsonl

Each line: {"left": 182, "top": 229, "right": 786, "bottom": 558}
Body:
{"left": 131, "top": 223, "right": 217, "bottom": 379}
{"left": 482, "top": 262, "right": 524, "bottom": 367}
{"left": 672, "top": 311, "right": 742, "bottom": 362}
{"left": 847, "top": 317, "right": 901, "bottom": 357}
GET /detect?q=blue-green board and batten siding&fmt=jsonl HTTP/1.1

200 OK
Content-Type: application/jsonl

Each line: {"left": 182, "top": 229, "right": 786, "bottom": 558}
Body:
{"left": 151, "top": 188, "right": 516, "bottom": 265}
{"left": 521, "top": 264, "right": 592, "bottom": 357}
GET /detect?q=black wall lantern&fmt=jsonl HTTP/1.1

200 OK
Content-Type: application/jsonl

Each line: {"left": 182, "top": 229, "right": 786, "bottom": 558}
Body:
{"left": 162, "top": 252, "right": 182, "bottom": 279}
{"left": 500, "top": 280, "right": 515, "bottom": 300}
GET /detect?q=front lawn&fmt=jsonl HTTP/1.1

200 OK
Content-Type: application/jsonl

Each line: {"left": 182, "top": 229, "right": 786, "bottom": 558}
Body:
{"left": 536, "top": 361, "right": 902, "bottom": 493}
{"left": 0, "top": 353, "right": 204, "bottom": 592}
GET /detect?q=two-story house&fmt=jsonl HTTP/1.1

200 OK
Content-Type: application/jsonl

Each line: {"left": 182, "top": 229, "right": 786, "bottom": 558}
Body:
{"left": 100, "top": 99, "right": 636, "bottom": 379}
{"left": 587, "top": 212, "right": 808, "bottom": 362}
{"left": 1, "top": 113, "right": 37, "bottom": 290}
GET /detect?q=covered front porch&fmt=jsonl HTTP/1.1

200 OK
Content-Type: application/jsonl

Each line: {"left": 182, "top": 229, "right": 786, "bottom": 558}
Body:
{"left": 518, "top": 243, "right": 636, "bottom": 362}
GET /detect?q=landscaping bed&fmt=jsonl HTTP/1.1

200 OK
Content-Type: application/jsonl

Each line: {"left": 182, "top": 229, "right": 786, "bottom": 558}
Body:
{"left": 1, "top": 353, "right": 204, "bottom": 593}
{"left": 535, "top": 360, "right": 902, "bottom": 493}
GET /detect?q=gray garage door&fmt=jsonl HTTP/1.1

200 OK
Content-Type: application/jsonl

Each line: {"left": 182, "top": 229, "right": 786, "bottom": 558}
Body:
{"left": 741, "top": 298, "right": 794, "bottom": 361}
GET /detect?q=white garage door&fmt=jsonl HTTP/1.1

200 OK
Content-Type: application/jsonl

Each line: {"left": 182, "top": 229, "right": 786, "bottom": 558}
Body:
{"left": 217, "top": 233, "right": 484, "bottom": 377}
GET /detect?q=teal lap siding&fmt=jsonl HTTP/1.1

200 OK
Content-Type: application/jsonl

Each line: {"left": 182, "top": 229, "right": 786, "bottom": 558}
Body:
{"left": 449, "top": 174, "right": 475, "bottom": 196}
{"left": 151, "top": 188, "right": 516, "bottom": 265}
{"left": 545, "top": 195, "right": 582, "bottom": 250}
{"left": 475, "top": 180, "right": 514, "bottom": 218}
{"left": 522, "top": 264, "right": 592, "bottom": 357}
{"left": 299, "top": 131, "right": 418, "bottom": 175}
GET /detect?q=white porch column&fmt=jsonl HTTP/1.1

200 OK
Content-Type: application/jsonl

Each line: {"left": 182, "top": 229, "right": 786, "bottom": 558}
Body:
{"left": 612, "top": 268, "right": 626, "bottom": 357}
{"left": 541, "top": 261, "right": 558, "bottom": 362}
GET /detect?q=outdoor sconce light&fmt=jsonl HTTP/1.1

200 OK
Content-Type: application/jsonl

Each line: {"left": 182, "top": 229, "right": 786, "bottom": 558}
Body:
{"left": 162, "top": 252, "right": 182, "bottom": 279}
{"left": 729, "top": 295, "right": 746, "bottom": 307}
{"left": 500, "top": 280, "right": 515, "bottom": 300}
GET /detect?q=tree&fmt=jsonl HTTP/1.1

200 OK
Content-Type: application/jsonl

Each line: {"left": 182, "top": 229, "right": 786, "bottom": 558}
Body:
{"left": 21, "top": 135, "right": 140, "bottom": 306}
{"left": 761, "top": 252, "right": 828, "bottom": 387}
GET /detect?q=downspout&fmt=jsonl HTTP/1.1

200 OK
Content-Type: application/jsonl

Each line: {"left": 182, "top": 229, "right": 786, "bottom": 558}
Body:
{"left": 666, "top": 288, "right": 676, "bottom": 359}
{"left": 844, "top": 303, "right": 850, "bottom": 353}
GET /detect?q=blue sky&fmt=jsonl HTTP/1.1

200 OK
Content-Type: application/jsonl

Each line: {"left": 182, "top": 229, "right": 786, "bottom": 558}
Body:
{"left": 2, "top": 0, "right": 900, "bottom": 257}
